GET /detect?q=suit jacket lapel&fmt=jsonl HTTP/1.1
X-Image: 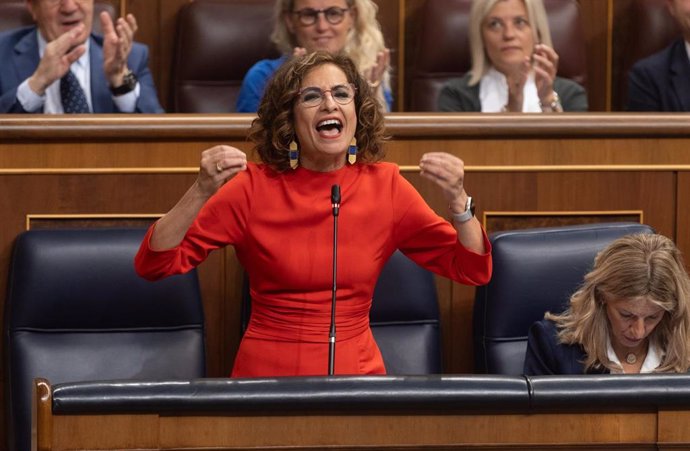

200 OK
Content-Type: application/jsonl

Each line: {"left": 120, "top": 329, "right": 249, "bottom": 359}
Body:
{"left": 12, "top": 29, "right": 44, "bottom": 113}
{"left": 14, "top": 29, "right": 40, "bottom": 84}
{"left": 669, "top": 40, "right": 690, "bottom": 111}
{"left": 89, "top": 35, "right": 113, "bottom": 113}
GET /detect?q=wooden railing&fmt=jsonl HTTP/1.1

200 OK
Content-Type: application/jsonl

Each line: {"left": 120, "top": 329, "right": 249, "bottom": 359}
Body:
{"left": 33, "top": 375, "right": 690, "bottom": 450}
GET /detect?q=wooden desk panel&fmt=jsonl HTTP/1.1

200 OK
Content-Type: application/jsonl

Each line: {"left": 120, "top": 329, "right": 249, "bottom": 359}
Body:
{"left": 2, "top": 113, "right": 689, "bottom": 451}
{"left": 42, "top": 411, "right": 660, "bottom": 450}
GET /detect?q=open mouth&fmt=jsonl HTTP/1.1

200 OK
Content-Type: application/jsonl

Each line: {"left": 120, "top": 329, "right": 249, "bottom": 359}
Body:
{"left": 61, "top": 20, "right": 83, "bottom": 31}
{"left": 316, "top": 119, "right": 343, "bottom": 137}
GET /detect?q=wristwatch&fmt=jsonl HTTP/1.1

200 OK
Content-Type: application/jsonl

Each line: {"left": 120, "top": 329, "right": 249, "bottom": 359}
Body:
{"left": 539, "top": 91, "right": 562, "bottom": 112}
{"left": 110, "top": 70, "right": 138, "bottom": 96}
{"left": 451, "top": 196, "right": 475, "bottom": 223}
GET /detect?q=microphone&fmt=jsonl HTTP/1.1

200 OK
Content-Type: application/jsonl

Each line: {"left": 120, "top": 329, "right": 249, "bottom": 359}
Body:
{"left": 328, "top": 184, "right": 340, "bottom": 375}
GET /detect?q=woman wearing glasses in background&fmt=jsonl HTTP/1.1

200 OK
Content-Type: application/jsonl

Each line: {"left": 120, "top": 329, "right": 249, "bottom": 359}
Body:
{"left": 438, "top": 0, "right": 587, "bottom": 112}
{"left": 136, "top": 52, "right": 491, "bottom": 377}
{"left": 236, "top": 0, "right": 392, "bottom": 112}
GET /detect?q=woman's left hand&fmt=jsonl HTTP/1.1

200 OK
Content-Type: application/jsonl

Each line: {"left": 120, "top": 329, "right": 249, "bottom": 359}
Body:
{"left": 419, "top": 152, "right": 485, "bottom": 253}
{"left": 532, "top": 44, "right": 559, "bottom": 103}
{"left": 364, "top": 48, "right": 390, "bottom": 88}
{"left": 419, "top": 152, "right": 468, "bottom": 212}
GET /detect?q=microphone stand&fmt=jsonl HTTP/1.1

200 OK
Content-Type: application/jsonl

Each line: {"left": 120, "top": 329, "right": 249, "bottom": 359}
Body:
{"left": 328, "top": 184, "right": 340, "bottom": 376}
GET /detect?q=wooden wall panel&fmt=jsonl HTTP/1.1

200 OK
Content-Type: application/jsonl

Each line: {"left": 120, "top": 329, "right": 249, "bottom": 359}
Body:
{"left": 578, "top": 0, "right": 610, "bottom": 111}
{"left": 115, "top": 0, "right": 187, "bottom": 111}
{"left": 47, "top": 410, "right": 664, "bottom": 450}
{"left": 678, "top": 172, "right": 690, "bottom": 271}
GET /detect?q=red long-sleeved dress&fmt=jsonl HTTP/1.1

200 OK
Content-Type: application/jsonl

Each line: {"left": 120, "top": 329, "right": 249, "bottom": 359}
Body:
{"left": 135, "top": 162, "right": 492, "bottom": 377}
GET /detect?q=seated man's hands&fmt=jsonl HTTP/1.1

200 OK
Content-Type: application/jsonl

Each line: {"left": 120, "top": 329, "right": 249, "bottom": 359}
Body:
{"left": 101, "top": 11, "right": 138, "bottom": 88}
{"left": 28, "top": 24, "right": 86, "bottom": 96}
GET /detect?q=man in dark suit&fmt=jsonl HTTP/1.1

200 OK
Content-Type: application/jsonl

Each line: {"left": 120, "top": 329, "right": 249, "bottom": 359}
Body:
{"left": 0, "top": 0, "right": 163, "bottom": 113}
{"left": 627, "top": 0, "right": 690, "bottom": 111}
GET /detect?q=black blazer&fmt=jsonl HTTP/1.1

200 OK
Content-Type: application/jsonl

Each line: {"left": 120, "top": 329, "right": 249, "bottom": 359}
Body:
{"left": 523, "top": 319, "right": 607, "bottom": 375}
{"left": 627, "top": 38, "right": 690, "bottom": 112}
{"left": 437, "top": 73, "right": 589, "bottom": 112}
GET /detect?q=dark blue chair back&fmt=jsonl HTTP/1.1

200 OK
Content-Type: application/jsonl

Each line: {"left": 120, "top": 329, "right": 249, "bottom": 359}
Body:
{"left": 4, "top": 228, "right": 206, "bottom": 451}
{"left": 370, "top": 251, "right": 441, "bottom": 374}
{"left": 473, "top": 222, "right": 654, "bottom": 375}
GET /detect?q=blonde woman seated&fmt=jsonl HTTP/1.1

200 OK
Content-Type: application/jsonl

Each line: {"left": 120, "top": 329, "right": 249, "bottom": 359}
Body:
{"left": 236, "top": 0, "right": 391, "bottom": 112}
{"left": 438, "top": 0, "right": 587, "bottom": 112}
{"left": 524, "top": 234, "right": 690, "bottom": 375}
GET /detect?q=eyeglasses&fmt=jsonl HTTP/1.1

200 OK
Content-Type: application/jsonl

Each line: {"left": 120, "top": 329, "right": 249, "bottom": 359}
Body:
{"left": 292, "top": 7, "right": 350, "bottom": 26}
{"left": 297, "top": 84, "right": 356, "bottom": 108}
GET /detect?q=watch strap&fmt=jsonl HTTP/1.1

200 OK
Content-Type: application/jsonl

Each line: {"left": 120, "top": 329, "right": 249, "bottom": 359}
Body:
{"left": 539, "top": 91, "right": 562, "bottom": 112}
{"left": 451, "top": 196, "right": 474, "bottom": 223}
{"left": 110, "top": 70, "right": 137, "bottom": 96}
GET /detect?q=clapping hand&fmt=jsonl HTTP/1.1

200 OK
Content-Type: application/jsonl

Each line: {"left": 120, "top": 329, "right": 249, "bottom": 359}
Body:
{"left": 101, "top": 11, "right": 138, "bottom": 87}
{"left": 532, "top": 43, "right": 559, "bottom": 105}
{"left": 28, "top": 24, "right": 86, "bottom": 95}
{"left": 505, "top": 58, "right": 530, "bottom": 112}
{"left": 364, "top": 48, "right": 390, "bottom": 88}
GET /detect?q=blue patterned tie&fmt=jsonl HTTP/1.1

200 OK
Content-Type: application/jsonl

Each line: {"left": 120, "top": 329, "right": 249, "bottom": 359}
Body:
{"left": 60, "top": 70, "right": 90, "bottom": 113}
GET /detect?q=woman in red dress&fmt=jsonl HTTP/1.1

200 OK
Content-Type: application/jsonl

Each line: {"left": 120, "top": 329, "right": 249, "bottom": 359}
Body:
{"left": 135, "top": 52, "right": 492, "bottom": 377}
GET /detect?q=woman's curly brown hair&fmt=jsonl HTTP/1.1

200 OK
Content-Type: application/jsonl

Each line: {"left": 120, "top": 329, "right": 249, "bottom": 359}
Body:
{"left": 248, "top": 51, "right": 386, "bottom": 171}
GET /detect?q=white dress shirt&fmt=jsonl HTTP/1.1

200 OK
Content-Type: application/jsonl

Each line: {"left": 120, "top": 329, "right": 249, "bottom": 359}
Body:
{"left": 479, "top": 67, "right": 542, "bottom": 113}
{"left": 606, "top": 337, "right": 662, "bottom": 374}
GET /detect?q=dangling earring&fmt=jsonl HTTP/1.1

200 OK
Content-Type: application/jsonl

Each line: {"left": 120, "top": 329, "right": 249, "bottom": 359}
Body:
{"left": 348, "top": 137, "right": 357, "bottom": 165}
{"left": 289, "top": 141, "right": 299, "bottom": 169}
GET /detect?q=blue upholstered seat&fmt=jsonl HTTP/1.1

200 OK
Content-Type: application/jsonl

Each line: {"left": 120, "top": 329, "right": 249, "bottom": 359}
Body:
{"left": 473, "top": 222, "right": 654, "bottom": 375}
{"left": 4, "top": 228, "right": 206, "bottom": 451}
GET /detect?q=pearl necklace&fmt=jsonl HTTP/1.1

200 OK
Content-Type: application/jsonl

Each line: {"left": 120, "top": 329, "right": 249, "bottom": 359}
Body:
{"left": 625, "top": 353, "right": 638, "bottom": 364}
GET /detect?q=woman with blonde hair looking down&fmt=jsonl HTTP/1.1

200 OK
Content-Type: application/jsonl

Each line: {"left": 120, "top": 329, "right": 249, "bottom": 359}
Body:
{"left": 236, "top": 0, "right": 392, "bottom": 112}
{"left": 524, "top": 233, "right": 690, "bottom": 375}
{"left": 438, "top": 0, "right": 587, "bottom": 112}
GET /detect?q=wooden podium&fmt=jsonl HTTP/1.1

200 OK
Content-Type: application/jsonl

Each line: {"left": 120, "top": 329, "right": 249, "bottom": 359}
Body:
{"left": 33, "top": 375, "right": 690, "bottom": 450}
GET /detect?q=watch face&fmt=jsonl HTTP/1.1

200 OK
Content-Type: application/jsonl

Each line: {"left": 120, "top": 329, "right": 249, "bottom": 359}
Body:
{"left": 110, "top": 71, "right": 138, "bottom": 96}
{"left": 123, "top": 71, "right": 137, "bottom": 89}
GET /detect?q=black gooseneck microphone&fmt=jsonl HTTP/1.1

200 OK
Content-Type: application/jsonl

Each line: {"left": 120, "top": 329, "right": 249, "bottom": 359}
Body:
{"left": 328, "top": 184, "right": 341, "bottom": 376}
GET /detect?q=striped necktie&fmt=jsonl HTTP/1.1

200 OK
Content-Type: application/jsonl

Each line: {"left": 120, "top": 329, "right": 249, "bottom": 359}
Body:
{"left": 60, "top": 70, "right": 90, "bottom": 113}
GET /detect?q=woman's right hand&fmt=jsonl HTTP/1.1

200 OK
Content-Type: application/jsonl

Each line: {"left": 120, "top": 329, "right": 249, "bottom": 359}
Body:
{"left": 364, "top": 48, "right": 390, "bottom": 88}
{"left": 505, "top": 58, "right": 530, "bottom": 112}
{"left": 198, "top": 145, "right": 247, "bottom": 197}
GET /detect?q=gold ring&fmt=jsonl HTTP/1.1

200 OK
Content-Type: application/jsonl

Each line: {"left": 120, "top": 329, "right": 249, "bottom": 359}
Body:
{"left": 216, "top": 162, "right": 223, "bottom": 173}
